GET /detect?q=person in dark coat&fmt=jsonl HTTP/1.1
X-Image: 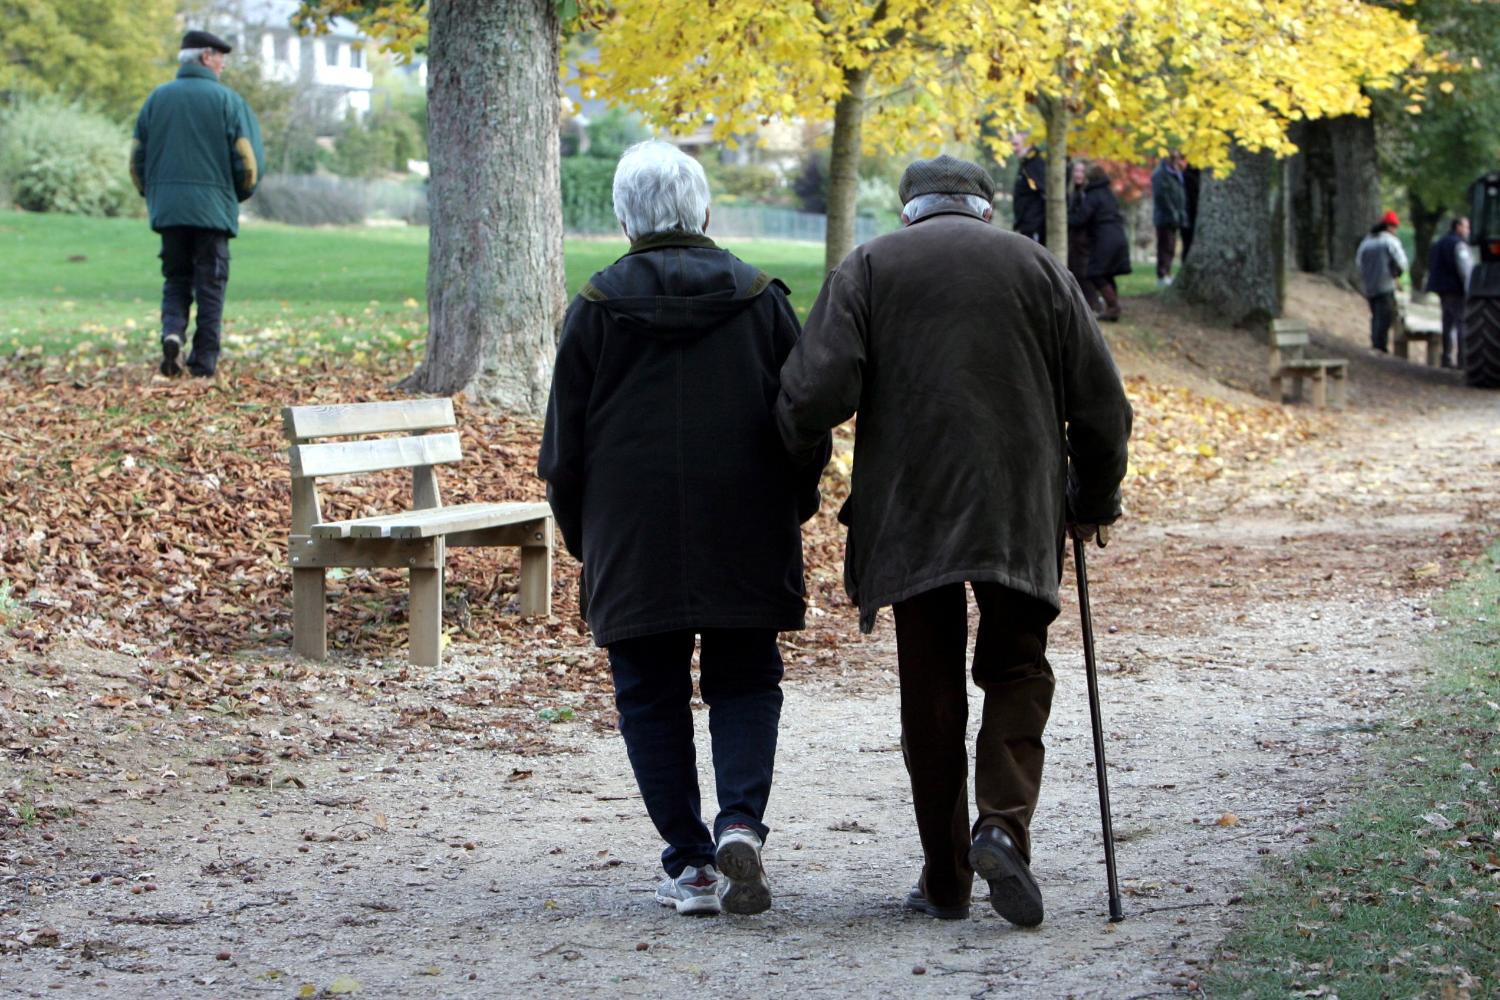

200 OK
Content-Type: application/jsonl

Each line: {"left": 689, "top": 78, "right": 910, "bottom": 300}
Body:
{"left": 1069, "top": 164, "right": 1132, "bottom": 321}
{"left": 1425, "top": 216, "right": 1474, "bottom": 367}
{"left": 1066, "top": 160, "right": 1096, "bottom": 309}
{"left": 130, "top": 31, "right": 263, "bottom": 378}
{"left": 1151, "top": 154, "right": 1188, "bottom": 284}
{"left": 538, "top": 141, "right": 829, "bottom": 919}
{"left": 776, "top": 154, "right": 1132, "bottom": 928}
{"left": 1180, "top": 157, "right": 1202, "bottom": 260}
{"left": 1012, "top": 134, "right": 1047, "bottom": 244}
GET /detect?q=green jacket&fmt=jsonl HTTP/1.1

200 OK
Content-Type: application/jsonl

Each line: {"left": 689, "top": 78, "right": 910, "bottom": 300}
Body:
{"left": 130, "top": 64, "right": 263, "bottom": 236}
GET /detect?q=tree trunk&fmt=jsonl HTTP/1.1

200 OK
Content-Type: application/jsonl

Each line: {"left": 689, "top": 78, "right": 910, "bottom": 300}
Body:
{"left": 1041, "top": 96, "right": 1070, "bottom": 263}
{"left": 1288, "top": 119, "right": 1334, "bottom": 273}
{"left": 1407, "top": 190, "right": 1442, "bottom": 301}
{"left": 1175, "top": 145, "right": 1283, "bottom": 328}
{"left": 400, "top": 0, "right": 565, "bottom": 415}
{"left": 1327, "top": 114, "right": 1380, "bottom": 285}
{"left": 824, "top": 66, "right": 868, "bottom": 273}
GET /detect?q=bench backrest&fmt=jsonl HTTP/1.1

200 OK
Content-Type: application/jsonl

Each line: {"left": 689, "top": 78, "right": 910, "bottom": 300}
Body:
{"left": 283, "top": 399, "right": 461, "bottom": 532}
{"left": 1268, "top": 318, "right": 1309, "bottom": 366}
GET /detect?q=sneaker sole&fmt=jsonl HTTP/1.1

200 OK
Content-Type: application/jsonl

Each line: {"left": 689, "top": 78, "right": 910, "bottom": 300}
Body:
{"left": 655, "top": 890, "right": 720, "bottom": 916}
{"left": 715, "top": 839, "right": 771, "bottom": 915}
{"left": 969, "top": 839, "right": 1044, "bottom": 927}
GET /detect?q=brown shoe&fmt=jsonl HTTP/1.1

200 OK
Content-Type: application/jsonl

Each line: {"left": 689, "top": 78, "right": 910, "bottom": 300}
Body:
{"left": 969, "top": 828, "right": 1043, "bottom": 927}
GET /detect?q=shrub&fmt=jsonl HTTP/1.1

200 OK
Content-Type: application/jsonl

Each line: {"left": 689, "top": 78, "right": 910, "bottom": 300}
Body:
{"left": 249, "top": 174, "right": 367, "bottom": 226}
{"left": 0, "top": 98, "right": 139, "bottom": 217}
{"left": 562, "top": 156, "right": 618, "bottom": 232}
{"left": 704, "top": 162, "right": 791, "bottom": 207}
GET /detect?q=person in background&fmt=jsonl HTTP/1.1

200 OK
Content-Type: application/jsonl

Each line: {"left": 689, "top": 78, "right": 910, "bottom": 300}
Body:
{"left": 1179, "top": 155, "right": 1201, "bottom": 260}
{"left": 538, "top": 141, "right": 828, "bottom": 919}
{"left": 130, "top": 30, "right": 263, "bottom": 378}
{"left": 776, "top": 154, "right": 1132, "bottom": 928}
{"left": 1070, "top": 164, "right": 1132, "bottom": 321}
{"left": 1012, "top": 133, "right": 1047, "bottom": 245}
{"left": 1356, "top": 210, "right": 1409, "bottom": 354}
{"left": 1151, "top": 153, "right": 1188, "bottom": 285}
{"left": 1067, "top": 160, "right": 1096, "bottom": 309}
{"left": 1425, "top": 216, "right": 1474, "bottom": 368}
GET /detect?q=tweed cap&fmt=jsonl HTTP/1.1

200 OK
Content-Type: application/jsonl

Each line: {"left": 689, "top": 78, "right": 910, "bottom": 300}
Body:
{"left": 898, "top": 154, "right": 995, "bottom": 203}
{"left": 181, "top": 30, "right": 232, "bottom": 53}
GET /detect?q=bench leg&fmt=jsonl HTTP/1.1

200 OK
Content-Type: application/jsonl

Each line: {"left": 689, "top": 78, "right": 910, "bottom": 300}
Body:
{"left": 1330, "top": 371, "right": 1346, "bottom": 409}
{"left": 1310, "top": 369, "right": 1327, "bottom": 408}
{"left": 409, "top": 566, "right": 443, "bottom": 667}
{"left": 1426, "top": 336, "right": 1441, "bottom": 367}
{"left": 1270, "top": 374, "right": 1283, "bottom": 403}
{"left": 292, "top": 568, "right": 327, "bottom": 661}
{"left": 519, "top": 520, "right": 554, "bottom": 617}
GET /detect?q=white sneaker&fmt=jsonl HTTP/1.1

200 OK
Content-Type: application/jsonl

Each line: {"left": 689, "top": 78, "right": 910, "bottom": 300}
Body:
{"left": 715, "top": 825, "right": 771, "bottom": 915}
{"left": 655, "top": 864, "right": 721, "bottom": 916}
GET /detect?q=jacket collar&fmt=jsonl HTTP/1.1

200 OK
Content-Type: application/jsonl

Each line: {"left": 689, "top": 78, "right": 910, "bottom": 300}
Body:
{"left": 906, "top": 204, "right": 989, "bottom": 227}
{"left": 176, "top": 63, "right": 218, "bottom": 82}
{"left": 624, "top": 231, "right": 720, "bottom": 257}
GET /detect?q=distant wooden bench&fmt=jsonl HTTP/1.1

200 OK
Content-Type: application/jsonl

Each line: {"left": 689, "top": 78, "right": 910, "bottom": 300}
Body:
{"left": 1268, "top": 319, "right": 1348, "bottom": 408}
{"left": 284, "top": 398, "right": 553, "bottom": 666}
{"left": 1393, "top": 298, "right": 1443, "bottom": 366}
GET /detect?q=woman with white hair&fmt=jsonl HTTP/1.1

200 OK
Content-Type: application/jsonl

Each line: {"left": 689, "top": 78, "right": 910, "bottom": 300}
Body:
{"left": 539, "top": 141, "right": 829, "bottom": 917}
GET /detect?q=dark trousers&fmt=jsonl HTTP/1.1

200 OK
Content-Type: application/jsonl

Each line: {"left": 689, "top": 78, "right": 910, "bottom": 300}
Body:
{"left": 1155, "top": 226, "right": 1178, "bottom": 279}
{"left": 892, "top": 582, "right": 1057, "bottom": 909}
{"left": 1367, "top": 291, "right": 1396, "bottom": 352}
{"left": 160, "top": 227, "right": 230, "bottom": 374}
{"left": 1084, "top": 276, "right": 1121, "bottom": 319}
{"left": 607, "top": 628, "right": 784, "bottom": 877}
{"left": 1439, "top": 293, "right": 1465, "bottom": 366}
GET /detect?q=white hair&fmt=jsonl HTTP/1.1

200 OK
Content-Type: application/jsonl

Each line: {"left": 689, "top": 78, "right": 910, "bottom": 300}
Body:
{"left": 901, "top": 193, "right": 993, "bottom": 223}
{"left": 178, "top": 47, "right": 210, "bottom": 65}
{"left": 612, "top": 141, "right": 711, "bottom": 241}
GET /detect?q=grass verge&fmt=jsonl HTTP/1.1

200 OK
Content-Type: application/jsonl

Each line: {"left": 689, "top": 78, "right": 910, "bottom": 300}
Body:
{"left": 1205, "top": 545, "right": 1500, "bottom": 999}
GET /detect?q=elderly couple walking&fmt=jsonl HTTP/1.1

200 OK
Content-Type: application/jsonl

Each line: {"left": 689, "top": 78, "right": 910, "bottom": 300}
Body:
{"left": 538, "top": 142, "right": 1132, "bottom": 925}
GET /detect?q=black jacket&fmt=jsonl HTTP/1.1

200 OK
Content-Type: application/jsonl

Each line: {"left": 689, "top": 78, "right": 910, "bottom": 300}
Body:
{"left": 1013, "top": 149, "right": 1047, "bottom": 242}
{"left": 538, "top": 232, "right": 829, "bottom": 646}
{"left": 1425, "top": 232, "right": 1470, "bottom": 296}
{"left": 1069, "top": 180, "right": 1132, "bottom": 279}
{"left": 776, "top": 210, "right": 1132, "bottom": 632}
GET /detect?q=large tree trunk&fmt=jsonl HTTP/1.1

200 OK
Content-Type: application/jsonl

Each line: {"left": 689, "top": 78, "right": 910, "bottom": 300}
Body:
{"left": 400, "top": 0, "right": 565, "bottom": 415}
{"left": 1327, "top": 114, "right": 1380, "bottom": 285}
{"left": 1175, "top": 145, "right": 1283, "bottom": 328}
{"left": 1041, "top": 95, "right": 1070, "bottom": 263}
{"left": 1288, "top": 119, "right": 1335, "bottom": 273}
{"left": 824, "top": 66, "right": 868, "bottom": 273}
{"left": 1407, "top": 190, "right": 1442, "bottom": 301}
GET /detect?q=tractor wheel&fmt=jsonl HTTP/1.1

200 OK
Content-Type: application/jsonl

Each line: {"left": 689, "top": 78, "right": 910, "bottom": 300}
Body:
{"left": 1465, "top": 296, "right": 1500, "bottom": 388}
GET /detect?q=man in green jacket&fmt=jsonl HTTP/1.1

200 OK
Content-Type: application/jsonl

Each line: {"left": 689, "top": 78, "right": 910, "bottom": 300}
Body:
{"left": 777, "top": 155, "right": 1132, "bottom": 928}
{"left": 130, "top": 30, "right": 263, "bottom": 378}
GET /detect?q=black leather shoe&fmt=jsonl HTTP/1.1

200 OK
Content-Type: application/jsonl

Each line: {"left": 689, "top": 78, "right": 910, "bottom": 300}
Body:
{"left": 968, "top": 828, "right": 1043, "bottom": 927}
{"left": 903, "top": 886, "right": 969, "bottom": 920}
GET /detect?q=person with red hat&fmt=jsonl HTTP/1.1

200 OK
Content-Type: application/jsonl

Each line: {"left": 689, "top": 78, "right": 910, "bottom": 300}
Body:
{"left": 1356, "top": 209, "right": 1409, "bottom": 353}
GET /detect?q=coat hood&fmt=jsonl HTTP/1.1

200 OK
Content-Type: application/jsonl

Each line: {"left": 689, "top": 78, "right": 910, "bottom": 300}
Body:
{"left": 579, "top": 232, "right": 786, "bottom": 339}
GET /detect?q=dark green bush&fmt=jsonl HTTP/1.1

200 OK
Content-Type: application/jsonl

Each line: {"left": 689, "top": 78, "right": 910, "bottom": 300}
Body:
{"left": 0, "top": 98, "right": 139, "bottom": 217}
{"left": 562, "top": 156, "right": 618, "bottom": 232}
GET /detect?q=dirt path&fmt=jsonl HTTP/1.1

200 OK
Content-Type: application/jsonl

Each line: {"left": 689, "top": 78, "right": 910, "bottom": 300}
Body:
{"left": 4, "top": 288, "right": 1499, "bottom": 998}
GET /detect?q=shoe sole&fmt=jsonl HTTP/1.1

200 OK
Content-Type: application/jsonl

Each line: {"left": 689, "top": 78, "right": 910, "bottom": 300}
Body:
{"left": 656, "top": 890, "right": 720, "bottom": 916}
{"left": 160, "top": 337, "right": 182, "bottom": 377}
{"left": 904, "top": 894, "right": 969, "bottom": 920}
{"left": 715, "top": 839, "right": 771, "bottom": 915}
{"left": 969, "top": 839, "right": 1044, "bottom": 927}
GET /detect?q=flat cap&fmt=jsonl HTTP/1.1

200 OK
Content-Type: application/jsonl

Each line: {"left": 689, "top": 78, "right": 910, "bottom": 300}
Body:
{"left": 899, "top": 154, "right": 994, "bottom": 203}
{"left": 181, "top": 30, "right": 232, "bottom": 54}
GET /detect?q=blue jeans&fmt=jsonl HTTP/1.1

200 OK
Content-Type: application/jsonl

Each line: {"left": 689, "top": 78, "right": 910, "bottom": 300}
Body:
{"left": 607, "top": 628, "right": 784, "bottom": 877}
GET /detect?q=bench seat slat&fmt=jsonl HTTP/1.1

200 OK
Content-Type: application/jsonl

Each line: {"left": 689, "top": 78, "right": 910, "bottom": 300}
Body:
{"left": 1278, "top": 359, "right": 1347, "bottom": 371}
{"left": 312, "top": 501, "right": 552, "bottom": 540}
{"left": 284, "top": 399, "right": 455, "bottom": 441}
{"left": 291, "top": 432, "right": 462, "bottom": 479}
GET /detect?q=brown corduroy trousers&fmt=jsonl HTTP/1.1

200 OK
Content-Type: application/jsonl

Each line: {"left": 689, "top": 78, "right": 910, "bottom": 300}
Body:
{"left": 892, "top": 581, "right": 1057, "bottom": 909}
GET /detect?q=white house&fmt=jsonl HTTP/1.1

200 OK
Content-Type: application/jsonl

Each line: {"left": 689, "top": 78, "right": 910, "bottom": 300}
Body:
{"left": 217, "top": 0, "right": 374, "bottom": 118}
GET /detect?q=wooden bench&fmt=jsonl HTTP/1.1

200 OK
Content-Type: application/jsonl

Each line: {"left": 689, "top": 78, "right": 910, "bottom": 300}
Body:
{"left": 1268, "top": 319, "right": 1348, "bottom": 408}
{"left": 284, "top": 398, "right": 553, "bottom": 666}
{"left": 1393, "top": 298, "right": 1443, "bottom": 366}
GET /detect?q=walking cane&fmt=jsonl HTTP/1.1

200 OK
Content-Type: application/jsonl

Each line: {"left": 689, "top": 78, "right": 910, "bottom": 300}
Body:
{"left": 1073, "top": 529, "right": 1125, "bottom": 922}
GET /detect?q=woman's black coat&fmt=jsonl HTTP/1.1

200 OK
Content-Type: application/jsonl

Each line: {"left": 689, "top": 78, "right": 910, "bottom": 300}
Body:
{"left": 1069, "top": 180, "right": 1133, "bottom": 279}
{"left": 538, "top": 232, "right": 829, "bottom": 647}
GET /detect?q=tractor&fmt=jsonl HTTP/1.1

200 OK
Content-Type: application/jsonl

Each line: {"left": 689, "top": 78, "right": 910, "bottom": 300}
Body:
{"left": 1466, "top": 171, "right": 1500, "bottom": 387}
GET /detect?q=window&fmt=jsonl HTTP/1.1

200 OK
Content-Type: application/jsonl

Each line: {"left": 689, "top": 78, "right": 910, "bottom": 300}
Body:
{"left": 274, "top": 34, "right": 289, "bottom": 63}
{"left": 350, "top": 45, "right": 364, "bottom": 69}
{"left": 326, "top": 40, "right": 340, "bottom": 66}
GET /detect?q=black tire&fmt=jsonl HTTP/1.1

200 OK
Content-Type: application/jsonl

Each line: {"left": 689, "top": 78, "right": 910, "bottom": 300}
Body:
{"left": 1464, "top": 296, "right": 1500, "bottom": 388}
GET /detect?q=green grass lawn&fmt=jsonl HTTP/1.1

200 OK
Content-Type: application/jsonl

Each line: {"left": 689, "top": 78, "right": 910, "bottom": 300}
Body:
{"left": 0, "top": 209, "right": 1160, "bottom": 364}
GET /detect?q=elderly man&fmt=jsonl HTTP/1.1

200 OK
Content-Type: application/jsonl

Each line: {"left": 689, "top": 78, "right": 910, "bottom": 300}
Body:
{"left": 1356, "top": 210, "right": 1409, "bottom": 354}
{"left": 777, "top": 155, "right": 1132, "bottom": 927}
{"left": 130, "top": 30, "right": 263, "bottom": 378}
{"left": 539, "top": 141, "right": 828, "bottom": 917}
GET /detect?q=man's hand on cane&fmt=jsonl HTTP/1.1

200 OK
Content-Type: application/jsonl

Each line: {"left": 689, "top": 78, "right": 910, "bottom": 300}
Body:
{"left": 1067, "top": 522, "right": 1112, "bottom": 548}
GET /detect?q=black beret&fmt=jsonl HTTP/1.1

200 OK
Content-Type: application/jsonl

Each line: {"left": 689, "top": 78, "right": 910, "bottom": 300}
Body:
{"left": 181, "top": 30, "right": 232, "bottom": 54}
{"left": 899, "top": 154, "right": 995, "bottom": 203}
